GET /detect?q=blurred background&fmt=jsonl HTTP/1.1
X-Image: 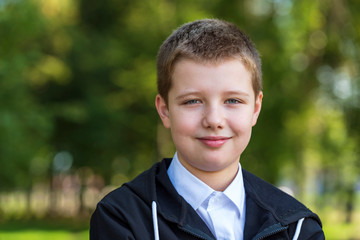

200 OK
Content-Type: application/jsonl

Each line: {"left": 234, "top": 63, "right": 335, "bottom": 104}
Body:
{"left": 0, "top": 0, "right": 359, "bottom": 239}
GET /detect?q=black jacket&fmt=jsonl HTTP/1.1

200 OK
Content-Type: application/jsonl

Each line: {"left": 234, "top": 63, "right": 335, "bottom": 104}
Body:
{"left": 90, "top": 158, "right": 325, "bottom": 240}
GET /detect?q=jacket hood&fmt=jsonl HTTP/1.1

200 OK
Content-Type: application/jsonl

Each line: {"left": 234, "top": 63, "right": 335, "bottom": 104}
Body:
{"left": 125, "top": 158, "right": 215, "bottom": 239}
{"left": 124, "top": 159, "right": 177, "bottom": 214}
{"left": 242, "top": 169, "right": 322, "bottom": 227}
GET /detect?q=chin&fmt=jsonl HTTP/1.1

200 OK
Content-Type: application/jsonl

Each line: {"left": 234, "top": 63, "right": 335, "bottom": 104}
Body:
{"left": 198, "top": 160, "right": 233, "bottom": 173}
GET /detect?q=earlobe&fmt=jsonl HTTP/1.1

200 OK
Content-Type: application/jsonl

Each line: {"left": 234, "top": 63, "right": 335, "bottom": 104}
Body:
{"left": 252, "top": 91, "right": 263, "bottom": 126}
{"left": 155, "top": 94, "right": 171, "bottom": 128}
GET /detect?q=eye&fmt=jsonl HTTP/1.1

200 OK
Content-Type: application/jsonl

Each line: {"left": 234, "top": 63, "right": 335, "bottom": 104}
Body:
{"left": 225, "top": 98, "right": 241, "bottom": 104}
{"left": 184, "top": 99, "right": 201, "bottom": 105}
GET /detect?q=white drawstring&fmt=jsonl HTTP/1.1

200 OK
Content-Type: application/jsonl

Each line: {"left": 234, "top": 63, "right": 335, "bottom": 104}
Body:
{"left": 152, "top": 201, "right": 160, "bottom": 240}
{"left": 292, "top": 218, "right": 305, "bottom": 240}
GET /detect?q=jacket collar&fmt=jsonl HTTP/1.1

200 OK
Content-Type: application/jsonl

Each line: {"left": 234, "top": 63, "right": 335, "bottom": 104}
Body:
{"left": 155, "top": 158, "right": 216, "bottom": 239}
{"left": 242, "top": 169, "right": 322, "bottom": 239}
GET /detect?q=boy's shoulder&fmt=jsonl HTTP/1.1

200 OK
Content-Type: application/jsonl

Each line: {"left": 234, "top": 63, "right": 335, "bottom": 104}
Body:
{"left": 98, "top": 159, "right": 171, "bottom": 207}
{"left": 242, "top": 169, "right": 321, "bottom": 225}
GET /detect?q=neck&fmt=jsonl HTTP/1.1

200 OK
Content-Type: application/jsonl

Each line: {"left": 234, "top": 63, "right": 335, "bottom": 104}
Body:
{"left": 179, "top": 160, "right": 239, "bottom": 192}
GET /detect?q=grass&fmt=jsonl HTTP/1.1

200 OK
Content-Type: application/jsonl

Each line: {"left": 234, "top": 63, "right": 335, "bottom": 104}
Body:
{"left": 323, "top": 223, "right": 359, "bottom": 240}
{"left": 0, "top": 230, "right": 88, "bottom": 240}
{"left": 0, "top": 218, "right": 89, "bottom": 240}
{"left": 320, "top": 209, "right": 360, "bottom": 240}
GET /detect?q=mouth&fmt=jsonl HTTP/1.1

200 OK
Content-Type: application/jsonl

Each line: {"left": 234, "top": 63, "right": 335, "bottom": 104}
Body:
{"left": 197, "top": 136, "right": 231, "bottom": 148}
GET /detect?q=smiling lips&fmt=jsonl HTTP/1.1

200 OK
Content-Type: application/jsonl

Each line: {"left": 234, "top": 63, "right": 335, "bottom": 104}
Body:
{"left": 197, "top": 136, "right": 231, "bottom": 148}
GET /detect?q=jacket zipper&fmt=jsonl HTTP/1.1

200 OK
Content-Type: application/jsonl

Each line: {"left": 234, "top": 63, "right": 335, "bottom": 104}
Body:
{"left": 255, "top": 226, "right": 288, "bottom": 240}
{"left": 179, "top": 225, "right": 288, "bottom": 240}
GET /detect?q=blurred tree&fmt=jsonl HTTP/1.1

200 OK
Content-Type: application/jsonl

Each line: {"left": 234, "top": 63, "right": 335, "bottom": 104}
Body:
{"left": 313, "top": 0, "right": 360, "bottom": 223}
{"left": 0, "top": 0, "right": 53, "bottom": 191}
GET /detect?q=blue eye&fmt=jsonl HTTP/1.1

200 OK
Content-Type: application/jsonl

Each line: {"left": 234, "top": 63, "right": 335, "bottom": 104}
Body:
{"left": 185, "top": 99, "right": 201, "bottom": 104}
{"left": 226, "top": 99, "right": 240, "bottom": 104}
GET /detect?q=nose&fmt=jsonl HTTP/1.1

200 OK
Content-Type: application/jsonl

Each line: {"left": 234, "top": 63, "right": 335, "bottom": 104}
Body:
{"left": 202, "top": 105, "right": 225, "bottom": 130}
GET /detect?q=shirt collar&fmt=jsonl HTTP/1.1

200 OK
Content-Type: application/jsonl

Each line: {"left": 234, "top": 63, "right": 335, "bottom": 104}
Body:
{"left": 223, "top": 163, "right": 245, "bottom": 217}
{"left": 167, "top": 152, "right": 213, "bottom": 210}
{"left": 167, "top": 152, "right": 245, "bottom": 216}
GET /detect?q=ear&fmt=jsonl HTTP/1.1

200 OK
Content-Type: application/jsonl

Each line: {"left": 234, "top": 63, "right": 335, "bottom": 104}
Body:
{"left": 252, "top": 91, "right": 263, "bottom": 126}
{"left": 155, "top": 94, "right": 171, "bottom": 128}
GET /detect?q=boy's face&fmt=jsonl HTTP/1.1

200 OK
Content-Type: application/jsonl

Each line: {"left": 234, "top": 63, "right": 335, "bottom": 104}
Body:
{"left": 156, "top": 58, "right": 262, "bottom": 176}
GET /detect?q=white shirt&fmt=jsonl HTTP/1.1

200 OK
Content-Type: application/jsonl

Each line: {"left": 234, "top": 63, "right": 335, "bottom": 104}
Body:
{"left": 167, "top": 153, "right": 246, "bottom": 240}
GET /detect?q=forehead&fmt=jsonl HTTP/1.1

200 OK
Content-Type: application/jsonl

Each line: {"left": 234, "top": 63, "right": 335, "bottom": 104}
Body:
{"left": 171, "top": 55, "right": 252, "bottom": 78}
{"left": 170, "top": 58, "right": 254, "bottom": 93}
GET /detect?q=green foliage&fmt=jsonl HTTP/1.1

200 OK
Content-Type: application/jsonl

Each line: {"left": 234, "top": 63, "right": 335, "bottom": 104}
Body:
{"left": 0, "top": 0, "right": 53, "bottom": 190}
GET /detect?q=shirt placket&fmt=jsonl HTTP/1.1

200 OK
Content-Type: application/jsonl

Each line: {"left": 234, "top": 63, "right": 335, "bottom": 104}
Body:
{"left": 207, "top": 192, "right": 238, "bottom": 240}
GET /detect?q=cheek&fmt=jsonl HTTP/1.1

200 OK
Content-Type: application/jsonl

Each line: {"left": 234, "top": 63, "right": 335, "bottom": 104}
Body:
{"left": 230, "top": 121, "right": 247, "bottom": 133}
{"left": 229, "top": 114, "right": 254, "bottom": 133}
{"left": 171, "top": 113, "right": 200, "bottom": 136}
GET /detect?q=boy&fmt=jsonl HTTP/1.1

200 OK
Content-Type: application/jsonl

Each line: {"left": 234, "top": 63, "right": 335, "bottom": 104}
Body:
{"left": 90, "top": 19, "right": 324, "bottom": 240}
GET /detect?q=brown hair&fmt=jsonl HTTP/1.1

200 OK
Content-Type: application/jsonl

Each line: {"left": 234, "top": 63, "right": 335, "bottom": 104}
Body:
{"left": 156, "top": 19, "right": 262, "bottom": 103}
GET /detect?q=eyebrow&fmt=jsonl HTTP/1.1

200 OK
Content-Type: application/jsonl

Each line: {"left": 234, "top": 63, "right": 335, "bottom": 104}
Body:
{"left": 224, "top": 90, "right": 251, "bottom": 98}
{"left": 174, "top": 91, "right": 200, "bottom": 101}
